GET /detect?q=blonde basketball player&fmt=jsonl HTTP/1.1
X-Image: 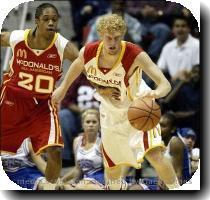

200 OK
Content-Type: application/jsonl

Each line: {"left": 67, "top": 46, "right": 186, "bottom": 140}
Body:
{"left": 61, "top": 109, "right": 105, "bottom": 190}
{"left": 52, "top": 14, "right": 180, "bottom": 190}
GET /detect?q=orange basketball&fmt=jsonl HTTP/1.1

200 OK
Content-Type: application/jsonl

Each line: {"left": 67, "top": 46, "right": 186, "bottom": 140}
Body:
{"left": 127, "top": 98, "right": 161, "bottom": 131}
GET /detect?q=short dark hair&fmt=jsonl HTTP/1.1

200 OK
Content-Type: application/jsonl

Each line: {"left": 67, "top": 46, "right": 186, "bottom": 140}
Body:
{"left": 35, "top": 3, "right": 59, "bottom": 19}
{"left": 162, "top": 112, "right": 176, "bottom": 126}
{"left": 172, "top": 14, "right": 191, "bottom": 28}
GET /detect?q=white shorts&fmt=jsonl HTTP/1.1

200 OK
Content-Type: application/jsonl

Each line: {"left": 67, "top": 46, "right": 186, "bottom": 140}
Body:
{"left": 100, "top": 102, "right": 164, "bottom": 169}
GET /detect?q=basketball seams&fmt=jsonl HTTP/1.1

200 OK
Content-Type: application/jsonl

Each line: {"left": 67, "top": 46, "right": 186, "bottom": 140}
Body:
{"left": 140, "top": 98, "right": 151, "bottom": 110}
{"left": 128, "top": 98, "right": 161, "bottom": 131}
{"left": 140, "top": 98, "right": 160, "bottom": 111}
{"left": 129, "top": 115, "right": 153, "bottom": 122}
{"left": 140, "top": 100, "right": 153, "bottom": 131}
{"left": 129, "top": 106, "right": 160, "bottom": 119}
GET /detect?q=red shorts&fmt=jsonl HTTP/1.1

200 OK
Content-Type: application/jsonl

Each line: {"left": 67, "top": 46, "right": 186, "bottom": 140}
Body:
{"left": 0, "top": 86, "right": 63, "bottom": 154}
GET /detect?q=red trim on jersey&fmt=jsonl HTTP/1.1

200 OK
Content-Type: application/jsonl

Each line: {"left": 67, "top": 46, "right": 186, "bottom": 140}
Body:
{"left": 99, "top": 67, "right": 111, "bottom": 74}
{"left": 143, "top": 132, "right": 149, "bottom": 151}
{"left": 122, "top": 42, "right": 143, "bottom": 87}
{"left": 84, "top": 41, "right": 100, "bottom": 64}
{"left": 102, "top": 144, "right": 116, "bottom": 167}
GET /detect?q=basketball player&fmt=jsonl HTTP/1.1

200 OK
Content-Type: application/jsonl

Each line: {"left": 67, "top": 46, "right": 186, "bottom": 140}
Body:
{"left": 0, "top": 3, "right": 78, "bottom": 189}
{"left": 62, "top": 109, "right": 105, "bottom": 190}
{"left": 1, "top": 138, "right": 48, "bottom": 190}
{"left": 162, "top": 128, "right": 199, "bottom": 188}
{"left": 52, "top": 14, "right": 179, "bottom": 190}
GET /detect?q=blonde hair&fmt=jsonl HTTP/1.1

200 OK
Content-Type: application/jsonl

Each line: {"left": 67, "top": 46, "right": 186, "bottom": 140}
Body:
{"left": 96, "top": 14, "right": 127, "bottom": 36}
{"left": 81, "top": 108, "right": 100, "bottom": 124}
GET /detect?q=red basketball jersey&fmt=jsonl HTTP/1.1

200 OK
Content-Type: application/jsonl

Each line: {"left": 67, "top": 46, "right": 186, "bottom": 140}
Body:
{"left": 3, "top": 29, "right": 68, "bottom": 99}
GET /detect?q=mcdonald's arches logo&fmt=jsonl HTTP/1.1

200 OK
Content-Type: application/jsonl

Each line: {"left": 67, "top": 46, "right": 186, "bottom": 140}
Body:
{"left": 17, "top": 49, "right": 27, "bottom": 59}
{"left": 87, "top": 66, "right": 97, "bottom": 76}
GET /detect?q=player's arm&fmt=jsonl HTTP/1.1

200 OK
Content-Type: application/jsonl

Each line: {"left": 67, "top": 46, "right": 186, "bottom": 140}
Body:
{"left": 28, "top": 142, "right": 47, "bottom": 175}
{"left": 130, "top": 52, "right": 171, "bottom": 99}
{"left": 0, "top": 32, "right": 11, "bottom": 47}
{"left": 61, "top": 137, "right": 82, "bottom": 183}
{"left": 63, "top": 41, "right": 79, "bottom": 62}
{"left": 169, "top": 137, "right": 185, "bottom": 182}
{"left": 61, "top": 166, "right": 81, "bottom": 183}
{"left": 52, "top": 47, "right": 85, "bottom": 105}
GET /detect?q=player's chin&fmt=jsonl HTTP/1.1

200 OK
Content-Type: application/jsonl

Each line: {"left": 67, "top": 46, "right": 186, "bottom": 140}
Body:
{"left": 108, "top": 49, "right": 117, "bottom": 55}
{"left": 46, "top": 30, "right": 56, "bottom": 35}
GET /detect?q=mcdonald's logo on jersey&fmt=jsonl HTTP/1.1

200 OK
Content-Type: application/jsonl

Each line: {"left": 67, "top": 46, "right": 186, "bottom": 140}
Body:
{"left": 17, "top": 49, "right": 27, "bottom": 59}
{"left": 87, "top": 66, "right": 97, "bottom": 76}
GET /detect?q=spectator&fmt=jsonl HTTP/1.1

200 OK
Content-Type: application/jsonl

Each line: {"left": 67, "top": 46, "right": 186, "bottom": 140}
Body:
{"left": 61, "top": 109, "right": 104, "bottom": 190}
{"left": 160, "top": 112, "right": 177, "bottom": 146}
{"left": 69, "top": 0, "right": 109, "bottom": 47}
{"left": 158, "top": 15, "right": 199, "bottom": 81}
{"left": 86, "top": 0, "right": 142, "bottom": 45}
{"left": 136, "top": 2, "right": 171, "bottom": 62}
{"left": 160, "top": 65, "right": 200, "bottom": 137}
{"left": 59, "top": 73, "right": 99, "bottom": 167}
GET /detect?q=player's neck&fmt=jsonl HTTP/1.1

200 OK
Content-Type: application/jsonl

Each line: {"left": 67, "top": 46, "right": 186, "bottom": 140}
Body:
{"left": 85, "top": 133, "right": 97, "bottom": 143}
{"left": 83, "top": 133, "right": 97, "bottom": 150}
{"left": 177, "top": 35, "right": 189, "bottom": 46}
{"left": 101, "top": 46, "right": 121, "bottom": 58}
{"left": 28, "top": 28, "right": 54, "bottom": 49}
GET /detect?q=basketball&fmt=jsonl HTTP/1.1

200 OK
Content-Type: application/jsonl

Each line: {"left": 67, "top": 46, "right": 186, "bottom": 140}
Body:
{"left": 127, "top": 98, "right": 161, "bottom": 131}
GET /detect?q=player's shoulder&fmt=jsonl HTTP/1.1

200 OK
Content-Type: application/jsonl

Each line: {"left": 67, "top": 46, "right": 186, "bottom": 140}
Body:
{"left": 84, "top": 41, "right": 100, "bottom": 63}
{"left": 11, "top": 29, "right": 25, "bottom": 35}
{"left": 124, "top": 41, "right": 144, "bottom": 58}
{"left": 10, "top": 29, "right": 26, "bottom": 42}
{"left": 56, "top": 32, "right": 68, "bottom": 42}
{"left": 73, "top": 133, "right": 84, "bottom": 146}
{"left": 73, "top": 134, "right": 84, "bottom": 152}
{"left": 125, "top": 41, "right": 142, "bottom": 51}
{"left": 55, "top": 33, "right": 69, "bottom": 49}
{"left": 85, "top": 41, "right": 100, "bottom": 50}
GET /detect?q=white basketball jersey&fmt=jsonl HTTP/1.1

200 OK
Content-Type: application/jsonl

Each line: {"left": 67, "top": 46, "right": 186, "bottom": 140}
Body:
{"left": 84, "top": 41, "right": 143, "bottom": 108}
{"left": 75, "top": 135, "right": 103, "bottom": 176}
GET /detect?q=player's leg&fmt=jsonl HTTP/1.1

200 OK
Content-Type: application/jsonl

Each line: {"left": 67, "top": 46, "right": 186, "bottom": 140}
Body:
{"left": 45, "top": 146, "right": 62, "bottom": 183}
{"left": 31, "top": 99, "right": 64, "bottom": 188}
{"left": 5, "top": 167, "right": 45, "bottom": 190}
{"left": 104, "top": 166, "right": 128, "bottom": 190}
{"left": 139, "top": 125, "right": 180, "bottom": 190}
{"left": 145, "top": 147, "right": 180, "bottom": 190}
{"left": 0, "top": 86, "right": 35, "bottom": 153}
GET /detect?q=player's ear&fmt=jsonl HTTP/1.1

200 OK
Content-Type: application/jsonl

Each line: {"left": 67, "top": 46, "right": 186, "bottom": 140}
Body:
{"left": 98, "top": 33, "right": 103, "bottom": 40}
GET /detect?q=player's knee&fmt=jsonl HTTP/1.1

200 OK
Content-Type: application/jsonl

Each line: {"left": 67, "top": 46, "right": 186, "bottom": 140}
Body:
{"left": 145, "top": 147, "right": 164, "bottom": 164}
{"left": 47, "top": 146, "right": 62, "bottom": 158}
{"left": 105, "top": 166, "right": 122, "bottom": 180}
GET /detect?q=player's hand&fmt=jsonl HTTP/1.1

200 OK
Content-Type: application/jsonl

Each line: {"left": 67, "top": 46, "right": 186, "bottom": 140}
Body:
{"left": 51, "top": 86, "right": 66, "bottom": 106}
{"left": 136, "top": 90, "right": 160, "bottom": 99}
{"left": 41, "top": 181, "right": 57, "bottom": 190}
{"left": 97, "top": 87, "right": 121, "bottom": 101}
